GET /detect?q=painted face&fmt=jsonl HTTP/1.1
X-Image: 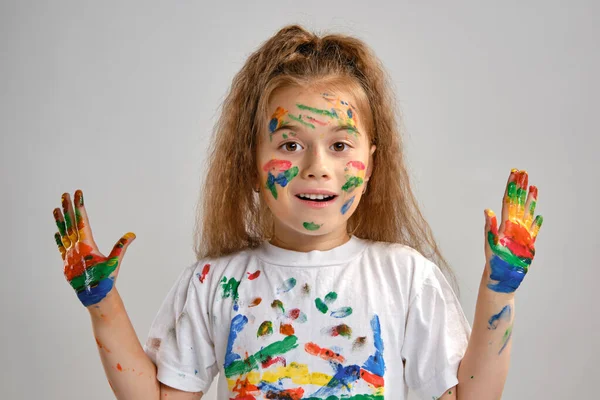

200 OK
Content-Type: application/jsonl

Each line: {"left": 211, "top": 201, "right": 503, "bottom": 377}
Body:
{"left": 256, "top": 86, "right": 376, "bottom": 239}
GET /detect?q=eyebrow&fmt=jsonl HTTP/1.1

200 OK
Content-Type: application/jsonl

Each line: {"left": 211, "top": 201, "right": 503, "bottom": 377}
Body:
{"left": 270, "top": 124, "right": 361, "bottom": 136}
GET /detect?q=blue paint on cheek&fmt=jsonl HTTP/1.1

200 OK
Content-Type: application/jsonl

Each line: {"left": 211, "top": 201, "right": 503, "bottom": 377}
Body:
{"left": 487, "top": 255, "right": 526, "bottom": 293}
{"left": 224, "top": 314, "right": 248, "bottom": 368}
{"left": 341, "top": 196, "right": 355, "bottom": 215}
{"left": 77, "top": 277, "right": 114, "bottom": 307}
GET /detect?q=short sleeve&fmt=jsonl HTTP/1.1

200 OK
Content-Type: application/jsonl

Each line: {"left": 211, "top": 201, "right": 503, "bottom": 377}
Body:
{"left": 401, "top": 260, "right": 472, "bottom": 400}
{"left": 143, "top": 261, "right": 218, "bottom": 393}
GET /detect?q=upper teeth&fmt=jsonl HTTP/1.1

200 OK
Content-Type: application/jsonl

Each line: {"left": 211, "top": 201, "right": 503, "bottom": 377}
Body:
{"left": 298, "top": 194, "right": 334, "bottom": 200}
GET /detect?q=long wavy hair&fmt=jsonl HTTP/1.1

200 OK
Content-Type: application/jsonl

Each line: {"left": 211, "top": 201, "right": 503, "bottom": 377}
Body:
{"left": 193, "top": 24, "right": 460, "bottom": 297}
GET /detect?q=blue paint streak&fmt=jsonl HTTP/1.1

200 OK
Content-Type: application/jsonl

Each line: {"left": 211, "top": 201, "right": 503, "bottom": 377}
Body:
{"left": 362, "top": 314, "right": 385, "bottom": 376}
{"left": 77, "top": 277, "right": 114, "bottom": 307}
{"left": 487, "top": 254, "right": 526, "bottom": 293}
{"left": 341, "top": 196, "right": 355, "bottom": 215}
{"left": 488, "top": 305, "right": 512, "bottom": 330}
{"left": 311, "top": 364, "right": 361, "bottom": 397}
{"left": 224, "top": 314, "right": 248, "bottom": 368}
{"left": 269, "top": 118, "right": 278, "bottom": 133}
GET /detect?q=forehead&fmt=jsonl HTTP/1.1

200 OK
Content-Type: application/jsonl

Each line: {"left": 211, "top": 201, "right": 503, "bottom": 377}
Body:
{"left": 268, "top": 86, "right": 357, "bottom": 111}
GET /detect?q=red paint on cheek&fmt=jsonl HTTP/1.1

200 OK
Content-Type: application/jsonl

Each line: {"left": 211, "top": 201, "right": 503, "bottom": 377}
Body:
{"left": 263, "top": 159, "right": 292, "bottom": 172}
{"left": 346, "top": 161, "right": 365, "bottom": 170}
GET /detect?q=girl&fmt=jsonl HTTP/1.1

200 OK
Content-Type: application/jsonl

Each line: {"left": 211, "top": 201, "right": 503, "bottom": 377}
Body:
{"left": 53, "top": 24, "right": 543, "bottom": 400}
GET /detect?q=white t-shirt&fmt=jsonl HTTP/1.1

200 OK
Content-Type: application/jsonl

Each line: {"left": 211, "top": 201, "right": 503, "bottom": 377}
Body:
{"left": 144, "top": 235, "right": 472, "bottom": 400}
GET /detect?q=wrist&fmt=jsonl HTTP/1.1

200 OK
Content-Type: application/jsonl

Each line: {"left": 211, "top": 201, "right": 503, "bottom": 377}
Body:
{"left": 86, "top": 288, "right": 123, "bottom": 321}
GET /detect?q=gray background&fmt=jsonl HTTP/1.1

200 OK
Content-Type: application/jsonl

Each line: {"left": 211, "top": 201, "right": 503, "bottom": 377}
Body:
{"left": 2, "top": 1, "right": 597, "bottom": 399}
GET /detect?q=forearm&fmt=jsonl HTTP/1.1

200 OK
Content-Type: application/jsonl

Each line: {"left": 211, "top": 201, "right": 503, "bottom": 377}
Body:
{"left": 88, "top": 288, "right": 160, "bottom": 400}
{"left": 457, "top": 270, "right": 515, "bottom": 400}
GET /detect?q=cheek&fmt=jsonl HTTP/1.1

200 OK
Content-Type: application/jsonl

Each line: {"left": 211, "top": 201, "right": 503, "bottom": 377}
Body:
{"left": 260, "top": 159, "right": 299, "bottom": 201}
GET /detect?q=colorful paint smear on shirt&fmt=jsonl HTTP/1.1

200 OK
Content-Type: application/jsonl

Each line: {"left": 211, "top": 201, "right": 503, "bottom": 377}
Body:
{"left": 342, "top": 161, "right": 366, "bottom": 193}
{"left": 277, "top": 277, "right": 297, "bottom": 294}
{"left": 247, "top": 270, "right": 261, "bottom": 280}
{"left": 485, "top": 170, "right": 543, "bottom": 293}
{"left": 263, "top": 159, "right": 299, "bottom": 200}
{"left": 197, "top": 263, "right": 210, "bottom": 284}
{"left": 221, "top": 276, "right": 241, "bottom": 311}
{"left": 224, "top": 310, "right": 385, "bottom": 398}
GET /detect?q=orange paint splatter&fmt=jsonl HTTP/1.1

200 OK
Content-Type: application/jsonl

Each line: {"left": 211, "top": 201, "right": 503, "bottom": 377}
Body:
{"left": 116, "top": 363, "right": 123, "bottom": 371}
{"left": 304, "top": 342, "right": 345, "bottom": 363}
{"left": 280, "top": 323, "right": 295, "bottom": 336}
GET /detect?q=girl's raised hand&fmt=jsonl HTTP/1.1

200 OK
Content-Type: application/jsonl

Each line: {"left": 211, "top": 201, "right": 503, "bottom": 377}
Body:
{"left": 53, "top": 190, "right": 136, "bottom": 308}
{"left": 483, "top": 169, "right": 544, "bottom": 294}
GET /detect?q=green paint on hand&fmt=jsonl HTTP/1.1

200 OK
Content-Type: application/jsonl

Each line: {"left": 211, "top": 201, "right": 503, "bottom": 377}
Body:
{"left": 69, "top": 258, "right": 119, "bottom": 291}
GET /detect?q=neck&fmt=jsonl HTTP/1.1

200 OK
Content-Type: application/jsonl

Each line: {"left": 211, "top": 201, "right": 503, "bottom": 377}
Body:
{"left": 269, "top": 222, "right": 351, "bottom": 252}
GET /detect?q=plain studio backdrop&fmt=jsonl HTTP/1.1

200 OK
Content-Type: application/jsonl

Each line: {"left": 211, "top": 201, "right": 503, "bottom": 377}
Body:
{"left": 1, "top": 1, "right": 597, "bottom": 399}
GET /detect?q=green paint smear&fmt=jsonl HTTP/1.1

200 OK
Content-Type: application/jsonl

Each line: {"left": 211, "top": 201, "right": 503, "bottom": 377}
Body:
{"left": 288, "top": 114, "right": 315, "bottom": 130}
{"left": 282, "top": 133, "right": 288, "bottom": 139}
{"left": 529, "top": 200, "right": 536, "bottom": 215}
{"left": 271, "top": 299, "right": 285, "bottom": 314}
{"left": 324, "top": 291, "right": 338, "bottom": 304}
{"left": 69, "top": 257, "right": 119, "bottom": 291}
{"left": 224, "top": 335, "right": 298, "bottom": 377}
{"left": 534, "top": 215, "right": 543, "bottom": 228}
{"left": 335, "top": 324, "right": 352, "bottom": 338}
{"left": 315, "top": 298, "right": 328, "bottom": 313}
{"left": 284, "top": 166, "right": 299, "bottom": 182}
{"left": 303, "top": 222, "right": 322, "bottom": 231}
{"left": 257, "top": 321, "right": 273, "bottom": 337}
{"left": 342, "top": 176, "right": 364, "bottom": 192}
{"left": 296, "top": 103, "right": 337, "bottom": 119}
{"left": 487, "top": 231, "right": 531, "bottom": 269}
{"left": 220, "top": 276, "right": 240, "bottom": 303}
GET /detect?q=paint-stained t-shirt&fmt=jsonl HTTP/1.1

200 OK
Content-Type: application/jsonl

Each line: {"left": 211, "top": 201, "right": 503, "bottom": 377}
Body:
{"left": 143, "top": 236, "right": 472, "bottom": 400}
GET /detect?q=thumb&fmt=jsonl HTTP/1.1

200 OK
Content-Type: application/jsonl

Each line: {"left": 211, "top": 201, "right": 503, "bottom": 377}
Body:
{"left": 108, "top": 232, "right": 136, "bottom": 261}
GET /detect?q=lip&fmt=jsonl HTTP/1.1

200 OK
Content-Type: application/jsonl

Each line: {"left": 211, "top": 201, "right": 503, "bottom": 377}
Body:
{"left": 294, "top": 194, "right": 338, "bottom": 208}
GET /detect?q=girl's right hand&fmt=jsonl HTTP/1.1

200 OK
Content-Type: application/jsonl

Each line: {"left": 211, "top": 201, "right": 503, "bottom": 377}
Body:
{"left": 53, "top": 190, "right": 136, "bottom": 308}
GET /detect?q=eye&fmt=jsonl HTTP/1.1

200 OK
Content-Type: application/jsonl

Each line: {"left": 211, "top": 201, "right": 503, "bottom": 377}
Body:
{"left": 331, "top": 142, "right": 351, "bottom": 152}
{"left": 279, "top": 142, "right": 304, "bottom": 152}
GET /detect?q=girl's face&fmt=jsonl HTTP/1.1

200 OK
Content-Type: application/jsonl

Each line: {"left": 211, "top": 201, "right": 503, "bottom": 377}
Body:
{"left": 256, "top": 85, "right": 376, "bottom": 244}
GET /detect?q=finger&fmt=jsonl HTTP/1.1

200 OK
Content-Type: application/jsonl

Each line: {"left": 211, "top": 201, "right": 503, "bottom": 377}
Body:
{"left": 515, "top": 171, "right": 529, "bottom": 220}
{"left": 54, "top": 232, "right": 66, "bottom": 260}
{"left": 531, "top": 215, "right": 543, "bottom": 243}
{"left": 53, "top": 207, "right": 71, "bottom": 248}
{"left": 73, "top": 189, "right": 99, "bottom": 250}
{"left": 61, "top": 193, "right": 79, "bottom": 245}
{"left": 108, "top": 232, "right": 136, "bottom": 261}
{"left": 485, "top": 209, "right": 499, "bottom": 245}
{"left": 499, "top": 169, "right": 518, "bottom": 234}
{"left": 523, "top": 185, "right": 538, "bottom": 229}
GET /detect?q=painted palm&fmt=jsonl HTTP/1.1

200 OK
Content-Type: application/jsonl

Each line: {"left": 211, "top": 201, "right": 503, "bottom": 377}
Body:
{"left": 484, "top": 169, "right": 544, "bottom": 294}
{"left": 53, "top": 190, "right": 135, "bottom": 307}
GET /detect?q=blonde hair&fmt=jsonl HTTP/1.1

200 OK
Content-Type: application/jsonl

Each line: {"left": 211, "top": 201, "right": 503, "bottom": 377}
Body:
{"left": 194, "top": 24, "right": 460, "bottom": 297}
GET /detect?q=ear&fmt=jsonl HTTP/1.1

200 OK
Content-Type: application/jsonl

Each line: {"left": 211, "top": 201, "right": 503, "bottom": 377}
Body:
{"left": 365, "top": 144, "right": 376, "bottom": 180}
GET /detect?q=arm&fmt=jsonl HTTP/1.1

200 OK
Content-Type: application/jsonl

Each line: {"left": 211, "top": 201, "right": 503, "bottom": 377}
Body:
{"left": 89, "top": 288, "right": 204, "bottom": 399}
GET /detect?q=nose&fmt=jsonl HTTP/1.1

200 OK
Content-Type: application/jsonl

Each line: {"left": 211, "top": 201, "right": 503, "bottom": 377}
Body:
{"left": 300, "top": 145, "right": 332, "bottom": 181}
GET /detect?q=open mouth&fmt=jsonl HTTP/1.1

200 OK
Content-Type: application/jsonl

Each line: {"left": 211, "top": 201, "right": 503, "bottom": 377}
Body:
{"left": 295, "top": 194, "right": 338, "bottom": 203}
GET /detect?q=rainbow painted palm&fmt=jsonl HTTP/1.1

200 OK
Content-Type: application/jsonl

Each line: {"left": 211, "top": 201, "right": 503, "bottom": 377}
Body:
{"left": 53, "top": 190, "right": 135, "bottom": 307}
{"left": 485, "top": 170, "right": 543, "bottom": 293}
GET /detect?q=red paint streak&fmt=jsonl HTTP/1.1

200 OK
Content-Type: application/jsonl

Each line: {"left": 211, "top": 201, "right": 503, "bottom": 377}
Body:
{"left": 263, "top": 159, "right": 292, "bottom": 172}
{"left": 529, "top": 185, "right": 538, "bottom": 200}
{"left": 116, "top": 363, "right": 123, "bottom": 371}
{"left": 304, "top": 342, "right": 345, "bottom": 363}
{"left": 360, "top": 368, "right": 384, "bottom": 387}
{"left": 280, "top": 323, "right": 295, "bottom": 336}
{"left": 287, "top": 308, "right": 300, "bottom": 320}
{"left": 304, "top": 115, "right": 327, "bottom": 126}
{"left": 199, "top": 263, "right": 210, "bottom": 283}
{"left": 95, "top": 337, "right": 111, "bottom": 353}
{"left": 346, "top": 161, "right": 365, "bottom": 170}
{"left": 261, "top": 356, "right": 286, "bottom": 368}
{"left": 247, "top": 270, "right": 261, "bottom": 280}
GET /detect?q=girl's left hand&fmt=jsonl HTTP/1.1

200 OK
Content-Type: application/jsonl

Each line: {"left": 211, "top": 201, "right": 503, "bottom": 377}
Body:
{"left": 484, "top": 169, "right": 544, "bottom": 294}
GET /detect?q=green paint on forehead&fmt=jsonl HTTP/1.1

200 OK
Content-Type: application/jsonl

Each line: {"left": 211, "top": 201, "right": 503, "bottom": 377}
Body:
{"left": 296, "top": 103, "right": 338, "bottom": 119}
